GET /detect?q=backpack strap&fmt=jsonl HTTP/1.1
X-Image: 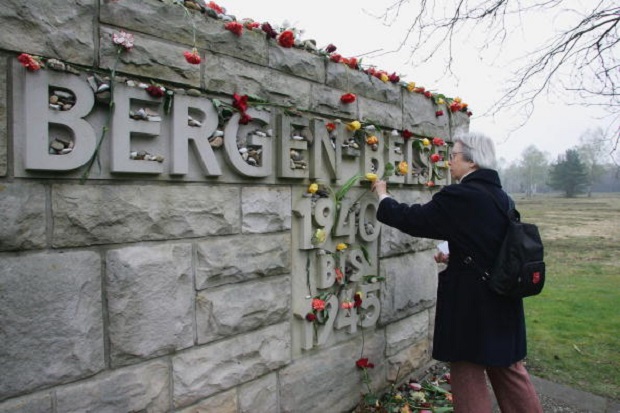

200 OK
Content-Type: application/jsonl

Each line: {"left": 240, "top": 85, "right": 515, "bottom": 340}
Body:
{"left": 461, "top": 182, "right": 513, "bottom": 279}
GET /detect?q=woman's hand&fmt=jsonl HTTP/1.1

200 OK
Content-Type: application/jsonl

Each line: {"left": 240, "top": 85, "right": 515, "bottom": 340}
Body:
{"left": 434, "top": 252, "right": 449, "bottom": 264}
{"left": 371, "top": 179, "right": 388, "bottom": 199}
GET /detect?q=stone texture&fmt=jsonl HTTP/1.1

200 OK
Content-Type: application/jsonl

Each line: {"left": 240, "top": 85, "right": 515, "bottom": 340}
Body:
{"left": 359, "top": 96, "right": 403, "bottom": 130}
{"left": 403, "top": 92, "right": 450, "bottom": 137}
{"left": 0, "top": 251, "right": 104, "bottom": 400}
{"left": 55, "top": 360, "right": 170, "bottom": 413}
{"left": 100, "top": 26, "right": 200, "bottom": 87}
{"left": 385, "top": 310, "right": 430, "bottom": 357}
{"left": 0, "top": 392, "right": 52, "bottom": 413}
{"left": 0, "top": 183, "right": 46, "bottom": 251}
{"left": 172, "top": 322, "right": 291, "bottom": 408}
{"left": 269, "top": 44, "right": 326, "bottom": 83}
{"left": 450, "top": 110, "right": 470, "bottom": 138}
{"left": 326, "top": 62, "right": 401, "bottom": 103}
{"left": 195, "top": 232, "right": 290, "bottom": 289}
{"left": 52, "top": 184, "right": 240, "bottom": 247}
{"left": 175, "top": 389, "right": 237, "bottom": 413}
{"left": 0, "top": 0, "right": 95, "bottom": 66}
{"left": 242, "top": 186, "right": 291, "bottom": 233}
{"left": 238, "top": 374, "right": 278, "bottom": 413}
{"left": 386, "top": 339, "right": 431, "bottom": 382}
{"left": 196, "top": 275, "right": 291, "bottom": 344}
{"left": 106, "top": 243, "right": 194, "bottom": 366}
{"left": 379, "top": 252, "right": 438, "bottom": 325}
{"left": 0, "top": 54, "right": 6, "bottom": 177}
{"left": 279, "top": 333, "right": 386, "bottom": 413}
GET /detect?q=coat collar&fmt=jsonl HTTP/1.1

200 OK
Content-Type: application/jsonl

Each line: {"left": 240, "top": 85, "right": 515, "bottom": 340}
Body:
{"left": 460, "top": 168, "right": 502, "bottom": 188}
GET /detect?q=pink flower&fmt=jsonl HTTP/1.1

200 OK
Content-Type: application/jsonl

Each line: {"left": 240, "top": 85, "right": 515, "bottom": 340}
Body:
{"left": 225, "top": 21, "right": 244, "bottom": 36}
{"left": 409, "top": 382, "right": 422, "bottom": 391}
{"left": 312, "top": 298, "right": 326, "bottom": 311}
{"left": 112, "top": 30, "right": 134, "bottom": 51}
{"left": 184, "top": 49, "right": 201, "bottom": 64}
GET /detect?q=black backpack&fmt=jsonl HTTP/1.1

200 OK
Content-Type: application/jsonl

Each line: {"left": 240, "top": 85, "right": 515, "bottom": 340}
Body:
{"left": 465, "top": 184, "right": 546, "bottom": 298}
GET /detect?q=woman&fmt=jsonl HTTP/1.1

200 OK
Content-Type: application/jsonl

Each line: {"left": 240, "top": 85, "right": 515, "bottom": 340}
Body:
{"left": 372, "top": 132, "right": 542, "bottom": 412}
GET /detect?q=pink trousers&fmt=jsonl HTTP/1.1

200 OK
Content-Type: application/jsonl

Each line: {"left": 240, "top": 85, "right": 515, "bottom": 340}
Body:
{"left": 450, "top": 361, "right": 543, "bottom": 413}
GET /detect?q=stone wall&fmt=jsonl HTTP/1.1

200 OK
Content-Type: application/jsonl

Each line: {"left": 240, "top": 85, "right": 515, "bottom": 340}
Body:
{"left": 0, "top": 1, "right": 469, "bottom": 412}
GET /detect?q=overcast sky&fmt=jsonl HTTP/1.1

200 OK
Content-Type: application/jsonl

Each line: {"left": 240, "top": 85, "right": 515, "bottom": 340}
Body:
{"left": 226, "top": 1, "right": 611, "bottom": 163}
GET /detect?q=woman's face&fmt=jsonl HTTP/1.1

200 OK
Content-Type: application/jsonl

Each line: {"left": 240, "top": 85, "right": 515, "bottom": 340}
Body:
{"left": 449, "top": 142, "right": 477, "bottom": 181}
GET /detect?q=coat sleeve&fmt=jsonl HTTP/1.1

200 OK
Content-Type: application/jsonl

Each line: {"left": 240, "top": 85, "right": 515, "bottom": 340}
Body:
{"left": 376, "top": 187, "right": 463, "bottom": 240}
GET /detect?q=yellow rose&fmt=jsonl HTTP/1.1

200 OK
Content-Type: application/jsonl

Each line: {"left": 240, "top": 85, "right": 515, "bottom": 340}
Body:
{"left": 366, "top": 135, "right": 378, "bottom": 145}
{"left": 346, "top": 120, "right": 361, "bottom": 131}
{"left": 436, "top": 98, "right": 445, "bottom": 105}
{"left": 397, "top": 161, "right": 408, "bottom": 175}
{"left": 365, "top": 173, "right": 378, "bottom": 182}
{"left": 422, "top": 138, "right": 430, "bottom": 147}
{"left": 336, "top": 243, "right": 347, "bottom": 251}
{"left": 454, "top": 96, "right": 462, "bottom": 103}
{"left": 406, "top": 81, "right": 416, "bottom": 92}
{"left": 308, "top": 183, "right": 319, "bottom": 194}
{"left": 312, "top": 228, "right": 326, "bottom": 245}
{"left": 380, "top": 73, "right": 389, "bottom": 82}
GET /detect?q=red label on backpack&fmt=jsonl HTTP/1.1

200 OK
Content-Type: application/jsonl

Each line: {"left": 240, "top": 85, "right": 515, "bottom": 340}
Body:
{"left": 532, "top": 271, "right": 541, "bottom": 284}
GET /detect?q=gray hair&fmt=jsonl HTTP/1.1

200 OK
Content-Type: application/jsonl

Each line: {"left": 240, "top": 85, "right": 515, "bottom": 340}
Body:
{"left": 454, "top": 131, "right": 497, "bottom": 169}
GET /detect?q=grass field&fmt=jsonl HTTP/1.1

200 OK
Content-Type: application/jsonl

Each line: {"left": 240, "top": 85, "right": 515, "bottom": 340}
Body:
{"left": 513, "top": 193, "right": 620, "bottom": 400}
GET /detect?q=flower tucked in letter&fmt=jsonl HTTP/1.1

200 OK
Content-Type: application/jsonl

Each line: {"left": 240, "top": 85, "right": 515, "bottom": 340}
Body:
{"left": 422, "top": 138, "right": 431, "bottom": 147}
{"left": 432, "top": 137, "right": 445, "bottom": 146}
{"left": 346, "top": 120, "right": 361, "bottom": 131}
{"left": 397, "top": 161, "right": 408, "bottom": 175}
{"left": 325, "top": 122, "right": 336, "bottom": 132}
{"left": 17, "top": 53, "right": 42, "bottom": 71}
{"left": 340, "top": 93, "right": 356, "bottom": 104}
{"left": 307, "top": 183, "right": 319, "bottom": 194}
{"left": 430, "top": 153, "right": 442, "bottom": 163}
{"left": 305, "top": 312, "right": 317, "bottom": 322}
{"left": 366, "top": 135, "right": 378, "bottom": 145}
{"left": 336, "top": 243, "right": 348, "bottom": 251}
{"left": 278, "top": 30, "right": 295, "bottom": 48}
{"left": 184, "top": 48, "right": 201, "bottom": 64}
{"left": 146, "top": 85, "right": 165, "bottom": 98}
{"left": 312, "top": 298, "right": 326, "bottom": 311}
{"left": 232, "top": 93, "right": 249, "bottom": 112}
{"left": 402, "top": 129, "right": 413, "bottom": 140}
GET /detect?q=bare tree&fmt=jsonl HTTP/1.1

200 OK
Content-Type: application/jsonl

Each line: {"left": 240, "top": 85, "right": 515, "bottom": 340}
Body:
{"left": 376, "top": 0, "right": 619, "bottom": 148}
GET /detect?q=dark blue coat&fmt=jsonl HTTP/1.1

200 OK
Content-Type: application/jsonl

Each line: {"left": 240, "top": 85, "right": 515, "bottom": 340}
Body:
{"left": 377, "top": 169, "right": 526, "bottom": 367}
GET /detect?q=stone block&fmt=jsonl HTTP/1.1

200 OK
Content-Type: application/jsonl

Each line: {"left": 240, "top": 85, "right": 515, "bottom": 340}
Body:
{"left": 268, "top": 44, "right": 326, "bottom": 83}
{"left": 403, "top": 92, "right": 451, "bottom": 138}
{"left": 326, "top": 62, "right": 401, "bottom": 104}
{"left": 0, "top": 251, "right": 104, "bottom": 400}
{"left": 238, "top": 374, "right": 278, "bottom": 413}
{"left": 196, "top": 275, "right": 291, "bottom": 344}
{"left": 379, "top": 252, "right": 437, "bottom": 325}
{"left": 0, "top": 0, "right": 95, "bottom": 65}
{"left": 195, "top": 232, "right": 290, "bottom": 289}
{"left": 176, "top": 389, "right": 237, "bottom": 413}
{"left": 386, "top": 310, "right": 430, "bottom": 357}
{"left": 52, "top": 184, "right": 240, "bottom": 247}
{"left": 172, "top": 322, "right": 291, "bottom": 408}
{"left": 358, "top": 96, "right": 403, "bottom": 130}
{"left": 279, "top": 333, "right": 386, "bottom": 413}
{"left": 242, "top": 186, "right": 291, "bottom": 233}
{"left": 387, "top": 339, "right": 431, "bottom": 382}
{"left": 0, "top": 182, "right": 46, "bottom": 251}
{"left": 55, "top": 360, "right": 170, "bottom": 413}
{"left": 99, "top": 26, "right": 200, "bottom": 87}
{"left": 449, "top": 110, "right": 470, "bottom": 138}
{"left": 106, "top": 243, "right": 194, "bottom": 366}
{"left": 0, "top": 392, "right": 51, "bottom": 413}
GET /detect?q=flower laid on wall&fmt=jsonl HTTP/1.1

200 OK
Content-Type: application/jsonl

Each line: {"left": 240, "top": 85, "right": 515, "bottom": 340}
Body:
{"left": 17, "top": 53, "right": 43, "bottom": 71}
{"left": 278, "top": 30, "right": 296, "bottom": 48}
{"left": 224, "top": 21, "right": 244, "bottom": 36}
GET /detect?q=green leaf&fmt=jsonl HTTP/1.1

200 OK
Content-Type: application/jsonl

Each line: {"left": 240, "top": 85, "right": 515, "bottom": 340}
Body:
{"left": 335, "top": 174, "right": 362, "bottom": 202}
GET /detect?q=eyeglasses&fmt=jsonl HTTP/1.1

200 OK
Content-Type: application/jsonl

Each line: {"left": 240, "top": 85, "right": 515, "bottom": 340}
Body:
{"left": 449, "top": 152, "right": 464, "bottom": 160}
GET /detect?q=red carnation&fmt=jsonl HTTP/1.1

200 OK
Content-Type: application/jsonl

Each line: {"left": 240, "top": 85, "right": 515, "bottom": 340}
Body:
{"left": 325, "top": 44, "right": 337, "bottom": 53}
{"left": 340, "top": 93, "right": 356, "bottom": 104}
{"left": 353, "top": 292, "right": 363, "bottom": 308}
{"left": 424, "top": 91, "right": 432, "bottom": 98}
{"left": 225, "top": 21, "right": 244, "bottom": 37}
{"left": 239, "top": 112, "right": 253, "bottom": 125}
{"left": 232, "top": 93, "right": 249, "bottom": 112}
{"left": 146, "top": 85, "right": 165, "bottom": 98}
{"left": 356, "top": 358, "right": 375, "bottom": 369}
{"left": 17, "top": 53, "right": 41, "bottom": 71}
{"left": 432, "top": 137, "right": 445, "bottom": 146}
{"left": 261, "top": 22, "right": 278, "bottom": 39}
{"left": 388, "top": 72, "right": 400, "bottom": 83}
{"left": 347, "top": 57, "right": 358, "bottom": 69}
{"left": 402, "top": 129, "right": 413, "bottom": 140}
{"left": 326, "top": 122, "right": 336, "bottom": 132}
{"left": 305, "top": 313, "right": 317, "bottom": 322}
{"left": 329, "top": 53, "right": 342, "bottom": 63}
{"left": 206, "top": 1, "right": 224, "bottom": 14}
{"left": 278, "top": 30, "right": 295, "bottom": 48}
{"left": 184, "top": 49, "right": 201, "bottom": 64}
{"left": 430, "top": 153, "right": 442, "bottom": 163}
{"left": 435, "top": 110, "right": 444, "bottom": 117}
